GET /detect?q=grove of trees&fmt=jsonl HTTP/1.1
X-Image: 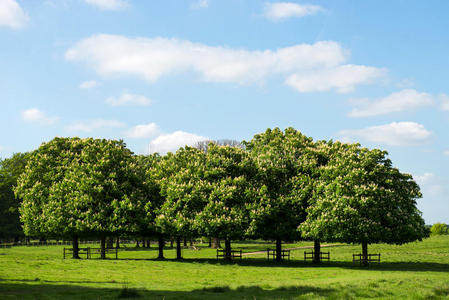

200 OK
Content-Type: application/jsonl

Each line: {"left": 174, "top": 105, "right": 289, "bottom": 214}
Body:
{"left": 5, "top": 128, "right": 429, "bottom": 264}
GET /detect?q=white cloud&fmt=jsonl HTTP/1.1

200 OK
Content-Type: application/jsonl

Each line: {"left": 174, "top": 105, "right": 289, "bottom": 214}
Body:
{"left": 264, "top": 2, "right": 323, "bottom": 21}
{"left": 65, "top": 34, "right": 384, "bottom": 93}
{"left": 439, "top": 93, "right": 449, "bottom": 111}
{"left": 286, "top": 64, "right": 385, "bottom": 93}
{"left": 191, "top": 0, "right": 208, "bottom": 9}
{"left": 413, "top": 172, "right": 449, "bottom": 224}
{"left": 415, "top": 173, "right": 444, "bottom": 196}
{"left": 415, "top": 172, "right": 435, "bottom": 185}
{"left": 149, "top": 131, "right": 209, "bottom": 154}
{"left": 348, "top": 89, "right": 433, "bottom": 117}
{"left": 126, "top": 122, "right": 159, "bottom": 139}
{"left": 67, "top": 119, "right": 125, "bottom": 132}
{"left": 84, "top": 0, "right": 128, "bottom": 11}
{"left": 396, "top": 78, "right": 415, "bottom": 88}
{"left": 339, "top": 122, "right": 432, "bottom": 146}
{"left": 21, "top": 108, "right": 58, "bottom": 125}
{"left": 0, "top": 0, "right": 29, "bottom": 29}
{"left": 105, "top": 93, "right": 151, "bottom": 106}
{"left": 80, "top": 80, "right": 100, "bottom": 89}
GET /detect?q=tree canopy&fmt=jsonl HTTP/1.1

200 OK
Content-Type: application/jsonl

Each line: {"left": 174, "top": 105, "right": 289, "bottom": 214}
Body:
{"left": 299, "top": 141, "right": 427, "bottom": 262}
{"left": 0, "top": 152, "right": 30, "bottom": 240}
{"left": 244, "top": 128, "right": 316, "bottom": 239}
{"left": 430, "top": 223, "right": 448, "bottom": 235}
{"left": 195, "top": 143, "right": 257, "bottom": 258}
{"left": 15, "top": 137, "right": 145, "bottom": 258}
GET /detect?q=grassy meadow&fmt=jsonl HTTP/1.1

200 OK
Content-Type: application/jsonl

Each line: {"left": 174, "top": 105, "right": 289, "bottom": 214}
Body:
{"left": 1, "top": 236, "right": 448, "bottom": 299}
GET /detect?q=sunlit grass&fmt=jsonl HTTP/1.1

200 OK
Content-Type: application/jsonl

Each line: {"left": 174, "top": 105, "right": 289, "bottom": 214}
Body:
{"left": 1, "top": 236, "right": 448, "bottom": 299}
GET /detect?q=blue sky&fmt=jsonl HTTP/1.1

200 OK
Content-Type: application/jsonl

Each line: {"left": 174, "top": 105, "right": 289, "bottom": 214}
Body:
{"left": 1, "top": 0, "right": 448, "bottom": 224}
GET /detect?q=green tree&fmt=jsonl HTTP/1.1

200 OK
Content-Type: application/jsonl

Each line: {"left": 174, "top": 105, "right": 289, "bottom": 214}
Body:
{"left": 195, "top": 143, "right": 257, "bottom": 260}
{"left": 194, "top": 139, "right": 244, "bottom": 249}
{"left": 430, "top": 223, "right": 448, "bottom": 235}
{"left": 0, "top": 153, "right": 30, "bottom": 242}
{"left": 299, "top": 142, "right": 428, "bottom": 265}
{"left": 15, "top": 137, "right": 142, "bottom": 259}
{"left": 135, "top": 153, "right": 167, "bottom": 258}
{"left": 155, "top": 147, "right": 207, "bottom": 259}
{"left": 134, "top": 153, "right": 163, "bottom": 231}
{"left": 244, "top": 128, "right": 317, "bottom": 261}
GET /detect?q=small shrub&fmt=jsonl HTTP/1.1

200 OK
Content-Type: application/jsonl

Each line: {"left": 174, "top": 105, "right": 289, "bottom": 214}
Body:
{"left": 430, "top": 223, "right": 448, "bottom": 235}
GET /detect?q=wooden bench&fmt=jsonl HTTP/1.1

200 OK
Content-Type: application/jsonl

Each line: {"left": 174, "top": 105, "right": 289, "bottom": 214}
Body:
{"left": 267, "top": 248, "right": 291, "bottom": 261}
{"left": 89, "top": 247, "right": 118, "bottom": 259}
{"left": 63, "top": 247, "right": 118, "bottom": 259}
{"left": 216, "top": 249, "right": 242, "bottom": 260}
{"left": 304, "top": 251, "right": 330, "bottom": 262}
{"left": 352, "top": 253, "right": 380, "bottom": 264}
{"left": 63, "top": 247, "right": 90, "bottom": 259}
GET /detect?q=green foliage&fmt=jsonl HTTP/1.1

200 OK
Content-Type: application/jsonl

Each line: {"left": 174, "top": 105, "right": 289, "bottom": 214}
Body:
{"left": 244, "top": 127, "right": 317, "bottom": 241}
{"left": 195, "top": 143, "right": 257, "bottom": 240}
{"left": 132, "top": 153, "right": 163, "bottom": 237}
{"left": 0, "top": 152, "right": 30, "bottom": 239}
{"left": 299, "top": 141, "right": 428, "bottom": 245}
{"left": 430, "top": 223, "right": 448, "bottom": 235}
{"left": 155, "top": 147, "right": 206, "bottom": 238}
{"left": 14, "top": 137, "right": 143, "bottom": 239}
{"left": 12, "top": 127, "right": 429, "bottom": 253}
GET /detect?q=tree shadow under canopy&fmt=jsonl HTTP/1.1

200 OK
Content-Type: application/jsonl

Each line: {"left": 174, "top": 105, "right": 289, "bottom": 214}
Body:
{"left": 106, "top": 257, "right": 449, "bottom": 273}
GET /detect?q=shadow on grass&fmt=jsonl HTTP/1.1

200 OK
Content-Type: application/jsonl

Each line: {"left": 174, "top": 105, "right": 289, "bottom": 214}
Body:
{"left": 0, "top": 281, "right": 335, "bottom": 299}
{"left": 0, "top": 278, "right": 122, "bottom": 284}
{"left": 111, "top": 257, "right": 449, "bottom": 273}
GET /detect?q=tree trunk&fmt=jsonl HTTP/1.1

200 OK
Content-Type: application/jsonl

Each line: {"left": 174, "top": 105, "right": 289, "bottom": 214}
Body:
{"left": 176, "top": 236, "right": 182, "bottom": 259}
{"left": 275, "top": 238, "right": 282, "bottom": 262}
{"left": 100, "top": 237, "right": 106, "bottom": 259}
{"left": 211, "top": 237, "right": 221, "bottom": 248}
{"left": 116, "top": 238, "right": 120, "bottom": 249}
{"left": 183, "top": 237, "right": 187, "bottom": 247}
{"left": 107, "top": 237, "right": 114, "bottom": 249}
{"left": 170, "top": 239, "right": 174, "bottom": 248}
{"left": 158, "top": 235, "right": 164, "bottom": 259}
{"left": 208, "top": 237, "right": 212, "bottom": 248}
{"left": 135, "top": 240, "right": 140, "bottom": 248}
{"left": 190, "top": 238, "right": 193, "bottom": 246}
{"left": 313, "top": 240, "right": 321, "bottom": 264}
{"left": 225, "top": 239, "right": 232, "bottom": 261}
{"left": 72, "top": 236, "right": 80, "bottom": 259}
{"left": 146, "top": 240, "right": 151, "bottom": 248}
{"left": 362, "top": 242, "right": 368, "bottom": 266}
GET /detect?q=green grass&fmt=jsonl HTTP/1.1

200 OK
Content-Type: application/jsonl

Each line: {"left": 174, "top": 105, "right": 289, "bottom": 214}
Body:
{"left": 1, "top": 236, "right": 449, "bottom": 299}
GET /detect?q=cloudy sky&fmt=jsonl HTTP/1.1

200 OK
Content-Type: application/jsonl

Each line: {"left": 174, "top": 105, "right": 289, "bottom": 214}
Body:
{"left": 1, "top": 0, "right": 448, "bottom": 223}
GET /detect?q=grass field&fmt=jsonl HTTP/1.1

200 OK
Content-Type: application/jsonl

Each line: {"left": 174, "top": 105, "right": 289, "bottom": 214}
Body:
{"left": 1, "top": 236, "right": 449, "bottom": 299}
